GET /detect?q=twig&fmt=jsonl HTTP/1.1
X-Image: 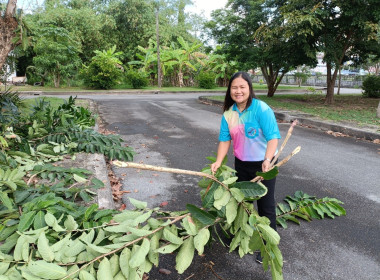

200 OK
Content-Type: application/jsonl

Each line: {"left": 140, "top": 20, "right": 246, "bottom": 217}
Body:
{"left": 184, "top": 273, "right": 195, "bottom": 280}
{"left": 112, "top": 161, "right": 229, "bottom": 190}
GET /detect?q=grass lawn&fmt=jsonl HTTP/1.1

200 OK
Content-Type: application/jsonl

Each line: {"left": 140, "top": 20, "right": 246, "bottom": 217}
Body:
{"left": 208, "top": 94, "right": 380, "bottom": 128}
{"left": 21, "top": 97, "right": 89, "bottom": 115}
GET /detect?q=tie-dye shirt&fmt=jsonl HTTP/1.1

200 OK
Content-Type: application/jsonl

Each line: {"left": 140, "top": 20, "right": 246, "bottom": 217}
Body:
{"left": 219, "top": 99, "right": 281, "bottom": 161}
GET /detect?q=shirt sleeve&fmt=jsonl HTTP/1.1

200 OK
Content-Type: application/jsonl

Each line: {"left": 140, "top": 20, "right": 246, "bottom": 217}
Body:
{"left": 218, "top": 115, "right": 231, "bottom": 142}
{"left": 258, "top": 104, "right": 281, "bottom": 141}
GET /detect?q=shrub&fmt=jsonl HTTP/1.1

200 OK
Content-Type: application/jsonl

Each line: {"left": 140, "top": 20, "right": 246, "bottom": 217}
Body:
{"left": 0, "top": 88, "right": 22, "bottom": 128}
{"left": 81, "top": 46, "right": 124, "bottom": 90}
{"left": 362, "top": 75, "right": 380, "bottom": 98}
{"left": 197, "top": 71, "right": 216, "bottom": 89}
{"left": 125, "top": 70, "right": 149, "bottom": 89}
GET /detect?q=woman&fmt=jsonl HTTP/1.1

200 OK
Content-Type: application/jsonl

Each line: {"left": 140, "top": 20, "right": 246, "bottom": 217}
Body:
{"left": 210, "top": 71, "right": 281, "bottom": 263}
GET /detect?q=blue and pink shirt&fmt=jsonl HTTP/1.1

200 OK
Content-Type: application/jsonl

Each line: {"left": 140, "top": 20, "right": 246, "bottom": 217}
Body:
{"left": 219, "top": 99, "right": 281, "bottom": 161}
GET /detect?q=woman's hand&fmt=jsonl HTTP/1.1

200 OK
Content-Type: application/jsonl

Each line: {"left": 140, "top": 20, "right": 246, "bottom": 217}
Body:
{"left": 211, "top": 161, "right": 222, "bottom": 175}
{"left": 262, "top": 159, "right": 271, "bottom": 173}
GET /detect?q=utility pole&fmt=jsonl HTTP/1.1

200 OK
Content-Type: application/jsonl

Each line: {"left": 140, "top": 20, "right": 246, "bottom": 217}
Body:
{"left": 155, "top": 1, "right": 162, "bottom": 88}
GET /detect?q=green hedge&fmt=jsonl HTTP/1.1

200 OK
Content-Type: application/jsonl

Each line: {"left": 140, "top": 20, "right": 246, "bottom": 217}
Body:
{"left": 197, "top": 71, "right": 216, "bottom": 89}
{"left": 362, "top": 75, "right": 380, "bottom": 98}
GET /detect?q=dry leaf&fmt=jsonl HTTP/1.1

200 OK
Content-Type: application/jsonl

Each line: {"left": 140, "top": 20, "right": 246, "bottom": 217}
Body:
{"left": 160, "top": 201, "right": 168, "bottom": 207}
{"left": 159, "top": 268, "right": 171, "bottom": 275}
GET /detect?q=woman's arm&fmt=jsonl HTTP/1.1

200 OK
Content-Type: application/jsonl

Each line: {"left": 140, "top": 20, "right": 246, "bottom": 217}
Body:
{"left": 210, "top": 141, "right": 231, "bottom": 174}
{"left": 262, "top": 138, "right": 278, "bottom": 172}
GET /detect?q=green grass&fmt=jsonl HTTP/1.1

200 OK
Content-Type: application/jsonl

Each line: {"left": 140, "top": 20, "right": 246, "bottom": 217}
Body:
{"left": 208, "top": 94, "right": 380, "bottom": 128}
{"left": 21, "top": 97, "right": 89, "bottom": 115}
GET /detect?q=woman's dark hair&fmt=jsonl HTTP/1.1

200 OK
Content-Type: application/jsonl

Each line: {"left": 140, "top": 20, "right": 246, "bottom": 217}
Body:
{"left": 223, "top": 71, "right": 257, "bottom": 112}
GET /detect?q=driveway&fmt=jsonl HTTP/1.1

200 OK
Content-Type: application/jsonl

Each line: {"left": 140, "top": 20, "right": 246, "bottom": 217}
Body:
{"left": 93, "top": 93, "right": 379, "bottom": 280}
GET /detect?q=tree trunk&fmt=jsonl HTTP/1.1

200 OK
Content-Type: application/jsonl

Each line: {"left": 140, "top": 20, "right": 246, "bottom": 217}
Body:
{"left": 0, "top": 0, "right": 18, "bottom": 70}
{"left": 337, "top": 65, "right": 342, "bottom": 95}
{"left": 377, "top": 101, "right": 380, "bottom": 118}
{"left": 325, "top": 62, "right": 338, "bottom": 104}
{"left": 155, "top": 8, "right": 162, "bottom": 88}
{"left": 178, "top": 70, "right": 184, "bottom": 88}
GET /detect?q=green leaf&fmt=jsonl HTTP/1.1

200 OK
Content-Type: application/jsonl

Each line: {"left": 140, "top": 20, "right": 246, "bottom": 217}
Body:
{"left": 0, "top": 192, "right": 14, "bottom": 210}
{"left": 97, "top": 257, "right": 113, "bottom": 280}
{"left": 163, "top": 228, "right": 183, "bottom": 245}
{"left": 214, "top": 189, "right": 231, "bottom": 210}
{"left": 64, "top": 215, "right": 78, "bottom": 231}
{"left": 126, "top": 226, "right": 152, "bottom": 237}
{"left": 182, "top": 216, "right": 198, "bottom": 236}
{"left": 18, "top": 211, "right": 36, "bottom": 232}
{"left": 37, "top": 231, "right": 55, "bottom": 262}
{"left": 79, "top": 270, "right": 96, "bottom": 280}
{"left": 156, "top": 243, "right": 181, "bottom": 254}
{"left": 129, "top": 238, "right": 150, "bottom": 268}
{"left": 257, "top": 224, "right": 280, "bottom": 245}
{"left": 84, "top": 204, "right": 98, "bottom": 221}
{"left": 73, "top": 174, "right": 87, "bottom": 183}
{"left": 128, "top": 198, "right": 147, "bottom": 209}
{"left": 175, "top": 236, "right": 195, "bottom": 274}
{"left": 194, "top": 228, "right": 210, "bottom": 255}
{"left": 256, "top": 166, "right": 279, "bottom": 180}
{"left": 119, "top": 248, "right": 131, "bottom": 278}
{"left": 86, "top": 243, "right": 111, "bottom": 254}
{"left": 110, "top": 254, "right": 120, "bottom": 277}
{"left": 0, "top": 261, "right": 10, "bottom": 275}
{"left": 225, "top": 198, "right": 238, "bottom": 224}
{"left": 186, "top": 204, "right": 216, "bottom": 225}
{"left": 148, "top": 232, "right": 160, "bottom": 266}
{"left": 222, "top": 176, "right": 238, "bottom": 185}
{"left": 28, "top": 260, "right": 67, "bottom": 279}
{"left": 33, "top": 211, "right": 46, "bottom": 230}
{"left": 233, "top": 181, "right": 267, "bottom": 200}
{"left": 202, "top": 182, "right": 218, "bottom": 208}
{"left": 230, "top": 188, "right": 245, "bottom": 203}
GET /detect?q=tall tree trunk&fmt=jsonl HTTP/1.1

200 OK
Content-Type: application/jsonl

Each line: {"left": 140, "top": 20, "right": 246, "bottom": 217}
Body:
{"left": 178, "top": 70, "right": 184, "bottom": 88}
{"left": 337, "top": 65, "right": 342, "bottom": 95}
{"left": 261, "top": 65, "right": 285, "bottom": 97}
{"left": 155, "top": 7, "right": 162, "bottom": 88}
{"left": 0, "top": 0, "right": 18, "bottom": 70}
{"left": 325, "top": 62, "right": 338, "bottom": 104}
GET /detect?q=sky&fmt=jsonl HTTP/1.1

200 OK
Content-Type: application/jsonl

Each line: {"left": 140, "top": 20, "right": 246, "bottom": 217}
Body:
{"left": 186, "top": 0, "right": 228, "bottom": 19}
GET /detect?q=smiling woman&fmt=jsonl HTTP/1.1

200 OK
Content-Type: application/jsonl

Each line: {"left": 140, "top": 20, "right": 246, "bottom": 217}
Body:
{"left": 211, "top": 71, "right": 281, "bottom": 264}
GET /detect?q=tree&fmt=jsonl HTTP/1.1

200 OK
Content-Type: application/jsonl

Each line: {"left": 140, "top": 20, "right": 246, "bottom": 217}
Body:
{"left": 281, "top": 0, "right": 380, "bottom": 104}
{"left": 0, "top": 0, "right": 18, "bottom": 70}
{"left": 32, "top": 26, "right": 81, "bottom": 87}
{"left": 163, "top": 36, "right": 206, "bottom": 87}
{"left": 81, "top": 46, "right": 124, "bottom": 89}
{"left": 29, "top": 0, "right": 114, "bottom": 64}
{"left": 207, "top": 0, "right": 318, "bottom": 97}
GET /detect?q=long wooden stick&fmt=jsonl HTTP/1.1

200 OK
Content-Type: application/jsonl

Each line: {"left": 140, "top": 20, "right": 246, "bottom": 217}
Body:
{"left": 251, "top": 146, "right": 301, "bottom": 183}
{"left": 270, "top": 119, "right": 298, "bottom": 168}
{"left": 112, "top": 160, "right": 228, "bottom": 190}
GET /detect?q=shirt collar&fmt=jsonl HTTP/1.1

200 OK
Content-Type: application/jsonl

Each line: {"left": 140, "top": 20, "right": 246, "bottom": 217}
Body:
{"left": 232, "top": 102, "right": 254, "bottom": 113}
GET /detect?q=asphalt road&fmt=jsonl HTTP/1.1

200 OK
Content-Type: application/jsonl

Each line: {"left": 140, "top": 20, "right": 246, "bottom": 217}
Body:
{"left": 92, "top": 93, "right": 379, "bottom": 280}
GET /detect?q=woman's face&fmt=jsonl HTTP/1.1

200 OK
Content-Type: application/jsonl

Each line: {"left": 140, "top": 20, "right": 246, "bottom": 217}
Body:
{"left": 230, "top": 77, "right": 250, "bottom": 108}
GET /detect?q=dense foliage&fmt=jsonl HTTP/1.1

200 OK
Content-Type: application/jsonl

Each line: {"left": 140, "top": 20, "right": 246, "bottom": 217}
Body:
{"left": 362, "top": 75, "right": 380, "bottom": 98}
{"left": 196, "top": 71, "right": 216, "bottom": 89}
{"left": 125, "top": 70, "right": 149, "bottom": 89}
{"left": 81, "top": 46, "right": 124, "bottom": 90}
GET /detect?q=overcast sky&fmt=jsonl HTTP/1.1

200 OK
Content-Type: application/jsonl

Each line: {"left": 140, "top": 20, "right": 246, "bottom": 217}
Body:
{"left": 186, "top": 0, "right": 228, "bottom": 19}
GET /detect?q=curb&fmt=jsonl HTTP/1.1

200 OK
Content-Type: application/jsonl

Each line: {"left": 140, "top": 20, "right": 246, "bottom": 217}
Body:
{"left": 198, "top": 96, "right": 380, "bottom": 141}
{"left": 89, "top": 100, "right": 115, "bottom": 210}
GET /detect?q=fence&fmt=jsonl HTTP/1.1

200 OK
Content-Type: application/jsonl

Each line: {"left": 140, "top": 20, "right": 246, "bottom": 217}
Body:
{"left": 252, "top": 75, "right": 364, "bottom": 88}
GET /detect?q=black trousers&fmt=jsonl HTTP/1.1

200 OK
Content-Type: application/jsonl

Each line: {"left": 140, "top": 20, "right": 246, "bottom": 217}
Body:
{"left": 235, "top": 157, "right": 277, "bottom": 231}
